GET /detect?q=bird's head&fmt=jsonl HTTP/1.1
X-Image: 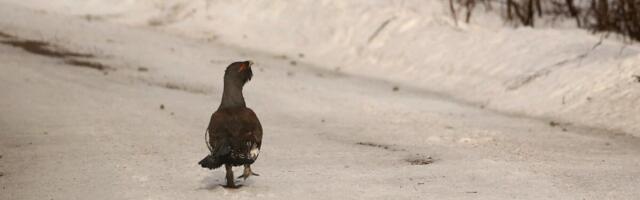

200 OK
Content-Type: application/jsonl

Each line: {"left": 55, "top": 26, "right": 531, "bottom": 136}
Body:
{"left": 224, "top": 60, "right": 253, "bottom": 85}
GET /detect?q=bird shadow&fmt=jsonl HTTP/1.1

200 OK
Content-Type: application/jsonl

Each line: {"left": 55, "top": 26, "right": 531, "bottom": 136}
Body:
{"left": 197, "top": 175, "right": 250, "bottom": 190}
{"left": 198, "top": 175, "right": 224, "bottom": 190}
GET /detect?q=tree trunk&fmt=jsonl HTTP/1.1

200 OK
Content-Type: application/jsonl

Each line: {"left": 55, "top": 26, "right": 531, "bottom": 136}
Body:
{"left": 465, "top": 0, "right": 475, "bottom": 23}
{"left": 535, "top": 0, "right": 543, "bottom": 17}
{"left": 507, "top": 0, "right": 513, "bottom": 20}
{"left": 596, "top": 0, "right": 610, "bottom": 30}
{"left": 565, "top": 0, "right": 581, "bottom": 27}
{"left": 526, "top": 0, "right": 535, "bottom": 26}
{"left": 449, "top": 0, "right": 458, "bottom": 26}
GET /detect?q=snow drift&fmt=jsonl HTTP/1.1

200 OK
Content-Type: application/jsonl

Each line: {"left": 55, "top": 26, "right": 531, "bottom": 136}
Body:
{"left": 7, "top": 0, "right": 639, "bottom": 136}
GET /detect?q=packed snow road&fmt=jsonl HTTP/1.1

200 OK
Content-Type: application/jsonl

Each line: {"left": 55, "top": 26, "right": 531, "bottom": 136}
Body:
{"left": 0, "top": 3, "right": 639, "bottom": 200}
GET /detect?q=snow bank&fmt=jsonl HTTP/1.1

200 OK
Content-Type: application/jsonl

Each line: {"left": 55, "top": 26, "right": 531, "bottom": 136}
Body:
{"left": 5, "top": 0, "right": 639, "bottom": 136}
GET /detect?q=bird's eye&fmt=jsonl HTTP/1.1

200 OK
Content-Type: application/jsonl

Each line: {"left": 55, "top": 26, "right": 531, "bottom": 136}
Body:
{"left": 238, "top": 63, "right": 247, "bottom": 72}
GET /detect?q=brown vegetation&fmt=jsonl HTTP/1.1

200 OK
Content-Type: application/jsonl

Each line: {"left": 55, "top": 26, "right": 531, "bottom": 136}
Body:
{"left": 450, "top": 0, "right": 640, "bottom": 41}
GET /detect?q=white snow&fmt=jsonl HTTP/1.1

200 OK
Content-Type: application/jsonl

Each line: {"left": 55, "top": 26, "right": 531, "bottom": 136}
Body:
{"left": 1, "top": 1, "right": 639, "bottom": 199}
{"left": 7, "top": 0, "right": 637, "bottom": 137}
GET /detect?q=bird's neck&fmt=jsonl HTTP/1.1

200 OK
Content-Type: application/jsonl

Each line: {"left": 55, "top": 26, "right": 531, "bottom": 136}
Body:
{"left": 219, "top": 80, "right": 246, "bottom": 109}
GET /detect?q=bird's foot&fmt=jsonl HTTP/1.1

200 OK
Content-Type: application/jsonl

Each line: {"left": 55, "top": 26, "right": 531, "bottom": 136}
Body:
{"left": 237, "top": 166, "right": 260, "bottom": 180}
{"left": 237, "top": 172, "right": 260, "bottom": 180}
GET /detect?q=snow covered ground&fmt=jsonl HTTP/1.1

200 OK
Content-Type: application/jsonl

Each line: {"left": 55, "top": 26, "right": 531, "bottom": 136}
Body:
{"left": 4, "top": 0, "right": 638, "bottom": 137}
{"left": 1, "top": 1, "right": 639, "bottom": 199}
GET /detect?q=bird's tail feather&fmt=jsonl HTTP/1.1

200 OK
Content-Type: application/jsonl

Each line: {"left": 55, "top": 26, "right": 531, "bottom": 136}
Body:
{"left": 199, "top": 154, "right": 224, "bottom": 169}
{"left": 199, "top": 132, "right": 229, "bottom": 169}
{"left": 199, "top": 135, "right": 260, "bottom": 169}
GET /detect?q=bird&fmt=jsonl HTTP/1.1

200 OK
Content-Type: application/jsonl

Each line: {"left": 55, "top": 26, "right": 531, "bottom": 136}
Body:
{"left": 198, "top": 60, "right": 262, "bottom": 188}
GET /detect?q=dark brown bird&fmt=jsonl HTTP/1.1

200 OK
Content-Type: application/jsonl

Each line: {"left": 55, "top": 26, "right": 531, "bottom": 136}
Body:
{"left": 199, "top": 61, "right": 262, "bottom": 188}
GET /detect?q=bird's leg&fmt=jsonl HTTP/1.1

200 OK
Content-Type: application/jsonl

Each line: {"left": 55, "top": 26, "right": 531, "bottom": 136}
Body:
{"left": 223, "top": 164, "right": 239, "bottom": 188}
{"left": 238, "top": 164, "right": 260, "bottom": 180}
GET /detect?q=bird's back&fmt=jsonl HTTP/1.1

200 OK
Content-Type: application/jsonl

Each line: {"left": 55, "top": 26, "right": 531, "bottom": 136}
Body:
{"left": 200, "top": 107, "right": 262, "bottom": 169}
{"left": 209, "top": 107, "right": 262, "bottom": 139}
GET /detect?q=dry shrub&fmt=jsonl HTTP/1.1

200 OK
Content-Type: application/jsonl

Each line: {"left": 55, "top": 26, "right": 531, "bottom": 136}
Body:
{"left": 450, "top": 0, "right": 640, "bottom": 41}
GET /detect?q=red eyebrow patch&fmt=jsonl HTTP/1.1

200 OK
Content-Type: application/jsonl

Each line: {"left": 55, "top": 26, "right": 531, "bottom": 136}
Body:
{"left": 238, "top": 63, "right": 247, "bottom": 72}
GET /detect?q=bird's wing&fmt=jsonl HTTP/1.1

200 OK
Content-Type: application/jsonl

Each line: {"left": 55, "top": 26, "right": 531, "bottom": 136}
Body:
{"left": 241, "top": 108, "right": 262, "bottom": 147}
{"left": 233, "top": 108, "right": 262, "bottom": 161}
{"left": 206, "top": 111, "right": 230, "bottom": 156}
